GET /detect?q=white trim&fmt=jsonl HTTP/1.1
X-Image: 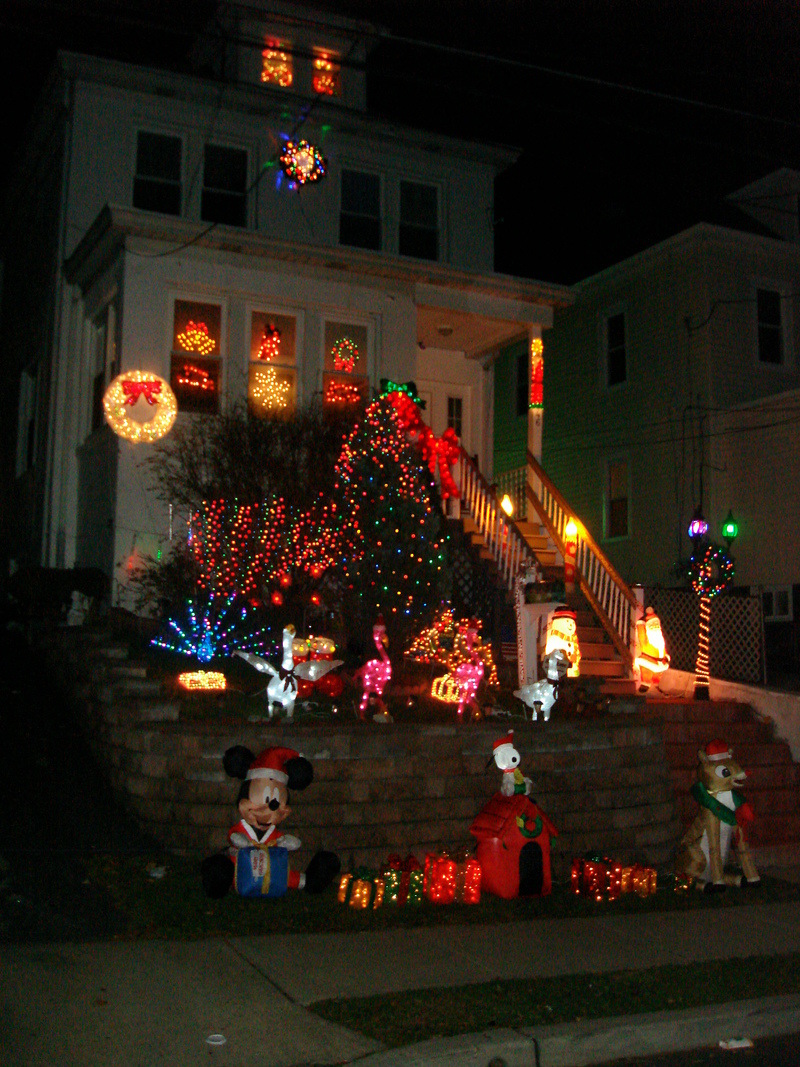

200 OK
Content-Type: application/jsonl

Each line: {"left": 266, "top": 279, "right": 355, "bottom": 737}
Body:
{"left": 246, "top": 768, "right": 289, "bottom": 784}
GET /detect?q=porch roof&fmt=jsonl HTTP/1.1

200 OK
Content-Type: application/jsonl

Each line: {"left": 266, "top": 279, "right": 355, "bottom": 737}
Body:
{"left": 64, "top": 204, "right": 574, "bottom": 359}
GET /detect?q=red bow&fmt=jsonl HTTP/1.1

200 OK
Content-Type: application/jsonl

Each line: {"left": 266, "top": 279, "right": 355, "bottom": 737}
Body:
{"left": 122, "top": 379, "right": 162, "bottom": 405}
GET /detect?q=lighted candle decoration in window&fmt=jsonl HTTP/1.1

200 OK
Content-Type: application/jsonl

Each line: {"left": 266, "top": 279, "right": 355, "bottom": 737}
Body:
{"left": 261, "top": 38, "right": 293, "bottom": 86}
{"left": 176, "top": 362, "right": 215, "bottom": 392}
{"left": 530, "top": 337, "right": 544, "bottom": 410}
{"left": 176, "top": 321, "right": 215, "bottom": 355}
{"left": 324, "top": 380, "right": 362, "bottom": 406}
{"left": 280, "top": 140, "right": 326, "bottom": 187}
{"left": 257, "top": 323, "right": 281, "bottom": 361}
{"left": 250, "top": 364, "right": 290, "bottom": 412}
{"left": 331, "top": 335, "right": 359, "bottom": 373}
{"left": 312, "top": 51, "right": 341, "bottom": 96}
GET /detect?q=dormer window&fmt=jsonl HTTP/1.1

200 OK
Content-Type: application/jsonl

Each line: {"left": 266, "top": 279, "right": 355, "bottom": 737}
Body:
{"left": 313, "top": 50, "right": 341, "bottom": 96}
{"left": 261, "top": 38, "right": 293, "bottom": 87}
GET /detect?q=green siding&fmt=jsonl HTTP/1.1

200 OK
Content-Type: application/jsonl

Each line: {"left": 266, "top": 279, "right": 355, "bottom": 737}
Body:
{"left": 493, "top": 338, "right": 528, "bottom": 476}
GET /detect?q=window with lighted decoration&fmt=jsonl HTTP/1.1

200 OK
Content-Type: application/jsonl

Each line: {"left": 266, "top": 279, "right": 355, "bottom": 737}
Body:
{"left": 133, "top": 131, "right": 182, "bottom": 216}
{"left": 604, "top": 311, "right": 627, "bottom": 386}
{"left": 340, "top": 169, "right": 381, "bottom": 251}
{"left": 171, "top": 299, "right": 222, "bottom": 414}
{"left": 201, "top": 144, "right": 248, "bottom": 228}
{"left": 261, "top": 38, "right": 293, "bottom": 87}
{"left": 399, "top": 180, "right": 439, "bottom": 260}
{"left": 312, "top": 49, "right": 341, "bottom": 96}
{"left": 605, "top": 457, "right": 630, "bottom": 540}
{"left": 249, "top": 311, "right": 297, "bottom": 416}
{"left": 323, "top": 321, "right": 369, "bottom": 411}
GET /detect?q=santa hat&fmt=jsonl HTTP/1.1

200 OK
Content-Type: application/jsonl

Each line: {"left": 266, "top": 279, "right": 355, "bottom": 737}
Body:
{"left": 245, "top": 746, "right": 300, "bottom": 784}
{"left": 703, "top": 739, "right": 732, "bottom": 761}
{"left": 493, "top": 731, "right": 516, "bottom": 755}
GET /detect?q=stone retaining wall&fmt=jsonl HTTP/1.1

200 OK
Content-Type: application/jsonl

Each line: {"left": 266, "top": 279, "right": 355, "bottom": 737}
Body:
{"left": 44, "top": 625, "right": 682, "bottom": 879}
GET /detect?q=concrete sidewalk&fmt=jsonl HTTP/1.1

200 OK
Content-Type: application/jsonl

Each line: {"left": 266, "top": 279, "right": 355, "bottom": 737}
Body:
{"left": 2, "top": 896, "right": 800, "bottom": 1067}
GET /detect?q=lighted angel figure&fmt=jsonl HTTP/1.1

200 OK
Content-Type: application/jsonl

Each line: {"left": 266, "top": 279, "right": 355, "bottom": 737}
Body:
{"left": 235, "top": 624, "right": 342, "bottom": 720}
{"left": 354, "top": 617, "right": 392, "bottom": 721}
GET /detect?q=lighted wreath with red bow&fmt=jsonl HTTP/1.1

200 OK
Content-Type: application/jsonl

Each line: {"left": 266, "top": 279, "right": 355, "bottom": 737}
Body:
{"left": 382, "top": 382, "right": 461, "bottom": 500}
{"left": 122, "top": 378, "right": 162, "bottom": 405}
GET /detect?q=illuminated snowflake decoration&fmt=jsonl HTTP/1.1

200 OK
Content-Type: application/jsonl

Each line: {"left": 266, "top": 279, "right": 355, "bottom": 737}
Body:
{"left": 280, "top": 140, "right": 327, "bottom": 187}
{"left": 250, "top": 365, "right": 291, "bottom": 413}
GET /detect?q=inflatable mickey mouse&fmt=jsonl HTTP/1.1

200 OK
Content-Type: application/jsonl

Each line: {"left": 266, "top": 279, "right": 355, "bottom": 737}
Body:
{"left": 200, "top": 744, "right": 340, "bottom": 898}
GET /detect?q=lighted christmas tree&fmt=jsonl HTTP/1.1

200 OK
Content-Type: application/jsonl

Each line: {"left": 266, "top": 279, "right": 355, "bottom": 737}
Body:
{"left": 333, "top": 396, "right": 449, "bottom": 646}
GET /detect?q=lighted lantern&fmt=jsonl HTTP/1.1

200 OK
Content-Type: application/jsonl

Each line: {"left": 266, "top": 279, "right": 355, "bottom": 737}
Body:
{"left": 544, "top": 607, "right": 580, "bottom": 677}
{"left": 280, "top": 140, "right": 326, "bottom": 187}
{"left": 721, "top": 509, "right": 739, "bottom": 548}
{"left": 103, "top": 370, "right": 178, "bottom": 444}
{"left": 177, "top": 670, "right": 227, "bottom": 691}
{"left": 687, "top": 506, "right": 709, "bottom": 540}
{"left": 634, "top": 607, "right": 670, "bottom": 690}
{"left": 470, "top": 793, "right": 557, "bottom": 899}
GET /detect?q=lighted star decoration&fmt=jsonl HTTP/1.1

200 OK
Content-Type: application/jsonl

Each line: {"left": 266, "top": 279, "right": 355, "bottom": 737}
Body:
{"left": 280, "top": 140, "right": 327, "bottom": 187}
{"left": 176, "top": 321, "right": 215, "bottom": 355}
{"left": 250, "top": 365, "right": 291, "bottom": 412}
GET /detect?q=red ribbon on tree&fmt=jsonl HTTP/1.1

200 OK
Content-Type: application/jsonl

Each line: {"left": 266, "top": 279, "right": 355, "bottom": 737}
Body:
{"left": 385, "top": 389, "right": 460, "bottom": 499}
{"left": 122, "top": 378, "right": 162, "bottom": 405}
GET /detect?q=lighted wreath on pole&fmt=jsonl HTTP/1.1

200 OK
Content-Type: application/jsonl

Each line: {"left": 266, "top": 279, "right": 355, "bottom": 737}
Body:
{"left": 687, "top": 508, "right": 736, "bottom": 700}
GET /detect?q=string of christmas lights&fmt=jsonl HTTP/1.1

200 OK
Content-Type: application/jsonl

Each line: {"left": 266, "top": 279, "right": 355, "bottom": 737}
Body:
{"left": 151, "top": 591, "right": 274, "bottom": 661}
{"left": 405, "top": 606, "right": 499, "bottom": 686}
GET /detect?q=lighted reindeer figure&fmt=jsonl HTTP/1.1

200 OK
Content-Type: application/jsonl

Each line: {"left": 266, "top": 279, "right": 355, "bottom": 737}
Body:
{"left": 354, "top": 617, "right": 392, "bottom": 720}
{"left": 235, "top": 624, "right": 341, "bottom": 720}
{"left": 675, "top": 739, "right": 760, "bottom": 891}
{"left": 453, "top": 618, "right": 485, "bottom": 721}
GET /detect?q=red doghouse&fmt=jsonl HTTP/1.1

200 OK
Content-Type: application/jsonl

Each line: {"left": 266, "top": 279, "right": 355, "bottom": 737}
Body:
{"left": 470, "top": 793, "right": 558, "bottom": 898}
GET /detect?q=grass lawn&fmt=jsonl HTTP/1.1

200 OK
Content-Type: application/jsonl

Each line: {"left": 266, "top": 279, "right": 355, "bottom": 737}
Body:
{"left": 309, "top": 954, "right": 800, "bottom": 1049}
{"left": 3, "top": 849, "right": 797, "bottom": 942}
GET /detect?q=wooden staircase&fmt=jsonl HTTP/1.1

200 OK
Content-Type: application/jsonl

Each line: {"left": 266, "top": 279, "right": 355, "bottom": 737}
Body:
{"left": 455, "top": 449, "right": 638, "bottom": 693}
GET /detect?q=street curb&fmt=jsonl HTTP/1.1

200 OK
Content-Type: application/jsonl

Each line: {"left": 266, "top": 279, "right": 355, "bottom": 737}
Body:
{"left": 350, "top": 993, "right": 800, "bottom": 1067}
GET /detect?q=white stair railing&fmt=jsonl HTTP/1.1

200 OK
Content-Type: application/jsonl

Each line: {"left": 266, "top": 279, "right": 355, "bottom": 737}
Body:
{"left": 456, "top": 449, "right": 540, "bottom": 592}
{"left": 526, "top": 449, "right": 638, "bottom": 672}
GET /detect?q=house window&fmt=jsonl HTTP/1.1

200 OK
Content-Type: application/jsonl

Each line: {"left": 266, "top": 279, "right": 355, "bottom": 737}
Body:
{"left": 605, "top": 312, "right": 626, "bottom": 386}
{"left": 516, "top": 351, "right": 528, "bottom": 417}
{"left": 16, "top": 367, "right": 37, "bottom": 476}
{"left": 171, "top": 299, "right": 222, "bottom": 414}
{"left": 323, "top": 321, "right": 369, "bottom": 411}
{"left": 202, "top": 145, "right": 248, "bottom": 228}
{"left": 89, "top": 306, "right": 117, "bottom": 433}
{"left": 756, "top": 288, "right": 784, "bottom": 365}
{"left": 447, "top": 396, "right": 463, "bottom": 437}
{"left": 313, "top": 50, "right": 341, "bottom": 96}
{"left": 605, "top": 457, "right": 629, "bottom": 539}
{"left": 399, "top": 180, "right": 439, "bottom": 260}
{"left": 763, "top": 586, "right": 792, "bottom": 621}
{"left": 340, "top": 170, "right": 381, "bottom": 250}
{"left": 261, "top": 38, "right": 293, "bottom": 87}
{"left": 249, "top": 312, "right": 297, "bottom": 416}
{"left": 133, "top": 131, "right": 181, "bottom": 216}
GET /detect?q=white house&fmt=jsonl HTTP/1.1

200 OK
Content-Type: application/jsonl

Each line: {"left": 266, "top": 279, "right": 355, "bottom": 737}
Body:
{"left": 3, "top": 2, "right": 572, "bottom": 606}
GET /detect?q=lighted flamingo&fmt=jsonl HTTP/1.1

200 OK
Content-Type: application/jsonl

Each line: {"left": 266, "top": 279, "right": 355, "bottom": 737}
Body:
{"left": 354, "top": 617, "right": 392, "bottom": 720}
{"left": 453, "top": 619, "right": 485, "bottom": 721}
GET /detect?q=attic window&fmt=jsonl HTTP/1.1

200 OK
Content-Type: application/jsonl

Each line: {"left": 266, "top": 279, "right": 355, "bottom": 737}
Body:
{"left": 261, "top": 38, "right": 293, "bottom": 87}
{"left": 313, "top": 50, "right": 341, "bottom": 96}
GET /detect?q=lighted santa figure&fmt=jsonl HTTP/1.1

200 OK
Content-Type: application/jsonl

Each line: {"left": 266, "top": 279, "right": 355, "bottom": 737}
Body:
{"left": 634, "top": 606, "right": 670, "bottom": 691}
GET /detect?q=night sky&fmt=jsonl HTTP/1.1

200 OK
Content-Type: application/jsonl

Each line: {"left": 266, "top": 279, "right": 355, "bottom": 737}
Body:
{"left": 1, "top": 0, "right": 799, "bottom": 282}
